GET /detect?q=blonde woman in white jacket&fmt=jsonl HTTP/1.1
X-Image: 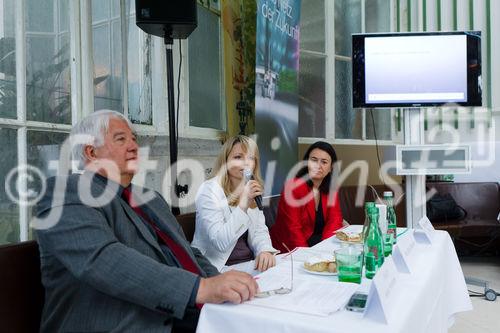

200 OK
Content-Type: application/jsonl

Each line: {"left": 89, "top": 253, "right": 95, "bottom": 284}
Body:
{"left": 192, "top": 135, "right": 278, "bottom": 272}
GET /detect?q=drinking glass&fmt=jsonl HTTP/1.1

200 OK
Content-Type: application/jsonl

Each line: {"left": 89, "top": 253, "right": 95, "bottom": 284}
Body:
{"left": 335, "top": 246, "right": 363, "bottom": 284}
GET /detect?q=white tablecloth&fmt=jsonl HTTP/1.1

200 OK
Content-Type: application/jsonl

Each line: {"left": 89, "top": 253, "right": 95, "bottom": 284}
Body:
{"left": 197, "top": 230, "right": 472, "bottom": 333}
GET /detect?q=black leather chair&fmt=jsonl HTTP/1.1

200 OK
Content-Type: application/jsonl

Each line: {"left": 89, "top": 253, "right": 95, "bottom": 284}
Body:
{"left": 176, "top": 212, "right": 197, "bottom": 242}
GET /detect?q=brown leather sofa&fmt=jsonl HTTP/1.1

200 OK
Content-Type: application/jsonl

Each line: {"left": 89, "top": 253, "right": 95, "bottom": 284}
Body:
{"left": 177, "top": 182, "right": 500, "bottom": 256}
{"left": 262, "top": 185, "right": 406, "bottom": 229}
{"left": 426, "top": 182, "right": 500, "bottom": 255}
{"left": 179, "top": 184, "right": 407, "bottom": 242}
{"left": 338, "top": 185, "right": 406, "bottom": 227}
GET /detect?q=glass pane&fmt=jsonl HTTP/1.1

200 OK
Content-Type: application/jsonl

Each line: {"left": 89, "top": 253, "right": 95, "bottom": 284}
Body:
{"left": 26, "top": 0, "right": 71, "bottom": 124}
{"left": 27, "top": 131, "right": 69, "bottom": 182}
{"left": 366, "top": 109, "right": 392, "bottom": 140}
{"left": 298, "top": 52, "right": 325, "bottom": 137}
{"left": 0, "top": 0, "right": 17, "bottom": 119}
{"left": 127, "top": 15, "right": 140, "bottom": 122}
{"left": 335, "top": 0, "right": 361, "bottom": 57}
{"left": 111, "top": 20, "right": 123, "bottom": 93}
{"left": 92, "top": 0, "right": 110, "bottom": 23}
{"left": 128, "top": 0, "right": 135, "bottom": 14}
{"left": 92, "top": 12, "right": 123, "bottom": 112}
{"left": 209, "top": 0, "right": 221, "bottom": 12}
{"left": 59, "top": 0, "right": 69, "bottom": 33}
{"left": 127, "top": 15, "right": 152, "bottom": 125}
{"left": 111, "top": 0, "right": 121, "bottom": 18}
{"left": 189, "top": 6, "right": 223, "bottom": 130}
{"left": 335, "top": 59, "right": 361, "bottom": 139}
{"left": 93, "top": 25, "right": 111, "bottom": 108}
{"left": 300, "top": 0, "right": 325, "bottom": 53}
{"left": 27, "top": 131, "right": 69, "bottom": 238}
{"left": 365, "top": 0, "right": 390, "bottom": 33}
{"left": 26, "top": 0, "right": 54, "bottom": 33}
{"left": 0, "top": 128, "right": 19, "bottom": 244}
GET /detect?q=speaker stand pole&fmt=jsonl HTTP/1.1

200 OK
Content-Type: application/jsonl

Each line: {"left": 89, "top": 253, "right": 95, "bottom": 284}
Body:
{"left": 164, "top": 34, "right": 180, "bottom": 216}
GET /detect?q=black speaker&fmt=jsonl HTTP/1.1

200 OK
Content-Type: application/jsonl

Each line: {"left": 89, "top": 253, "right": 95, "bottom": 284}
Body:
{"left": 135, "top": 0, "right": 197, "bottom": 39}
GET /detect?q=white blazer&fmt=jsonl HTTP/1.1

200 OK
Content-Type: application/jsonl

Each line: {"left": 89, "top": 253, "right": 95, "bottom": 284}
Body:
{"left": 191, "top": 177, "right": 278, "bottom": 271}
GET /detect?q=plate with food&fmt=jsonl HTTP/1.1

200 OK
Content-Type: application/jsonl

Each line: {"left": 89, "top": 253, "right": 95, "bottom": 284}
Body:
{"left": 335, "top": 226, "right": 363, "bottom": 244}
{"left": 302, "top": 255, "right": 337, "bottom": 276}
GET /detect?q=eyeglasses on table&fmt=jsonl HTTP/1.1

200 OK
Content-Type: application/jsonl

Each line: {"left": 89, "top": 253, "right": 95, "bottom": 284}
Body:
{"left": 255, "top": 243, "right": 294, "bottom": 298}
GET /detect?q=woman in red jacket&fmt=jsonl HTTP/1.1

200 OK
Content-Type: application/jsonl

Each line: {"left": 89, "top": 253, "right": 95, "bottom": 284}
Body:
{"left": 270, "top": 141, "right": 343, "bottom": 252}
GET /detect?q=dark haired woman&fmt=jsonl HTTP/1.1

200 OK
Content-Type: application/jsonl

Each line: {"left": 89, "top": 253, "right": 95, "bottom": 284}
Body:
{"left": 270, "top": 141, "right": 343, "bottom": 252}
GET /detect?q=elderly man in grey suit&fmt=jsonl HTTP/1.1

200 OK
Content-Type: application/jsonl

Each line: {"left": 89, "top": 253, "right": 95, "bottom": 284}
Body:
{"left": 35, "top": 110, "right": 258, "bottom": 332}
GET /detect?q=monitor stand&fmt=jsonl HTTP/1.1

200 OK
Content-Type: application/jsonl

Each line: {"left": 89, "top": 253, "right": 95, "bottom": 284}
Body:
{"left": 403, "top": 108, "right": 426, "bottom": 228}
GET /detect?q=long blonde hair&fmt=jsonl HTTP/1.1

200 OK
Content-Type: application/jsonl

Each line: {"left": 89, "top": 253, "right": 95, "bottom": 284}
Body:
{"left": 213, "top": 135, "right": 264, "bottom": 206}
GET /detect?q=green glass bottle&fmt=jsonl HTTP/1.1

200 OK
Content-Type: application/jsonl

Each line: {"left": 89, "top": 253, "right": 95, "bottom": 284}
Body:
{"left": 362, "top": 202, "right": 376, "bottom": 242}
{"left": 384, "top": 191, "right": 397, "bottom": 246}
{"left": 372, "top": 206, "right": 385, "bottom": 266}
{"left": 364, "top": 206, "right": 384, "bottom": 279}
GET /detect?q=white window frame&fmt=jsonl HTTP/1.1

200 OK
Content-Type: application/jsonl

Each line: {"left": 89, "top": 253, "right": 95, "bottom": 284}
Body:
{"left": 180, "top": 5, "right": 226, "bottom": 140}
{"left": 119, "top": 2, "right": 226, "bottom": 140}
{"left": 0, "top": 0, "right": 76, "bottom": 243}
{"left": 81, "top": 0, "right": 168, "bottom": 136}
{"left": 298, "top": 0, "right": 396, "bottom": 146}
{"left": 0, "top": 0, "right": 227, "bottom": 243}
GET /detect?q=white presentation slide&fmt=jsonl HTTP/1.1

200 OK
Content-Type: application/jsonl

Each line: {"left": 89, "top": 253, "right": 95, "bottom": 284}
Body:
{"left": 365, "top": 35, "right": 468, "bottom": 104}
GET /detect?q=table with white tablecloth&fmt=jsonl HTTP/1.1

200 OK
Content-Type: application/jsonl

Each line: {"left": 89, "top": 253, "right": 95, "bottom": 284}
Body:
{"left": 196, "top": 229, "right": 472, "bottom": 333}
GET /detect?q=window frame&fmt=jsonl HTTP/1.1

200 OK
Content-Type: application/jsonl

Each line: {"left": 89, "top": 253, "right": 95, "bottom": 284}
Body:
{"left": 119, "top": 2, "right": 226, "bottom": 139}
{"left": 1, "top": 0, "right": 77, "bottom": 242}
{"left": 298, "top": 0, "right": 397, "bottom": 146}
{"left": 0, "top": 0, "right": 227, "bottom": 244}
{"left": 181, "top": 5, "right": 226, "bottom": 139}
{"left": 81, "top": 1, "right": 228, "bottom": 138}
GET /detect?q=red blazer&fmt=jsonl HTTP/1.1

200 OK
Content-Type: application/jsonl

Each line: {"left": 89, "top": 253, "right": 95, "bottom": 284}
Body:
{"left": 270, "top": 178, "right": 343, "bottom": 252}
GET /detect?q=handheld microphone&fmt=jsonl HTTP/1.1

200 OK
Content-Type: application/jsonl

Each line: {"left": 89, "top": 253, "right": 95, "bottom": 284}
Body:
{"left": 243, "top": 169, "right": 263, "bottom": 211}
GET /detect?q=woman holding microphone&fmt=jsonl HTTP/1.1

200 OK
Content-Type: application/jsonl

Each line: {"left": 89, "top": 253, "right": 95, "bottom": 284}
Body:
{"left": 192, "top": 135, "right": 278, "bottom": 273}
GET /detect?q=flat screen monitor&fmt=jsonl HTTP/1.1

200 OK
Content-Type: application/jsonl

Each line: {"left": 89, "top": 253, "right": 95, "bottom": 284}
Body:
{"left": 352, "top": 31, "right": 482, "bottom": 108}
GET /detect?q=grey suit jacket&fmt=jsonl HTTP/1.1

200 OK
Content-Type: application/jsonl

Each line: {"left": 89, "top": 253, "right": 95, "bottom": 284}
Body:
{"left": 35, "top": 172, "right": 218, "bottom": 332}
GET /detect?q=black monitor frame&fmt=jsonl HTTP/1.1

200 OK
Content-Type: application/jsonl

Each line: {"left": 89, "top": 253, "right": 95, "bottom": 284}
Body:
{"left": 352, "top": 31, "right": 482, "bottom": 108}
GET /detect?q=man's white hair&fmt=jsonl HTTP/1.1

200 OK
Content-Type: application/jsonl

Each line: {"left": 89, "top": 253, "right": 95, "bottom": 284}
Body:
{"left": 71, "top": 110, "right": 134, "bottom": 168}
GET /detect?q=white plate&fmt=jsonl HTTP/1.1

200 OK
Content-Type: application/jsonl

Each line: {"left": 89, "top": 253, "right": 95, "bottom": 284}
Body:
{"left": 301, "top": 265, "right": 338, "bottom": 276}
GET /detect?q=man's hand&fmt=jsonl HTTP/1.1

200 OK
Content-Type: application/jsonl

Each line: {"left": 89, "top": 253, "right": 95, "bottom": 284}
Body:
{"left": 196, "top": 271, "right": 258, "bottom": 304}
{"left": 254, "top": 252, "right": 276, "bottom": 272}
